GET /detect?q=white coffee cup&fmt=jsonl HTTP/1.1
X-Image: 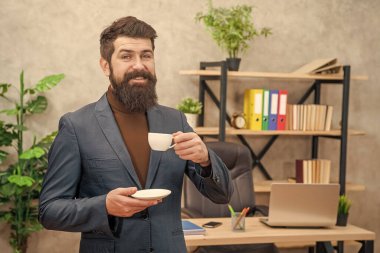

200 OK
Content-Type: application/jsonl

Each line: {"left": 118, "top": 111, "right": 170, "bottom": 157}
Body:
{"left": 148, "top": 133, "right": 176, "bottom": 151}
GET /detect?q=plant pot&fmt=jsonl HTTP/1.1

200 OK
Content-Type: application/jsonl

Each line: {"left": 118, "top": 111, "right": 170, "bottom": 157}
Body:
{"left": 184, "top": 113, "right": 199, "bottom": 129}
{"left": 226, "top": 58, "right": 241, "bottom": 71}
{"left": 336, "top": 213, "right": 349, "bottom": 226}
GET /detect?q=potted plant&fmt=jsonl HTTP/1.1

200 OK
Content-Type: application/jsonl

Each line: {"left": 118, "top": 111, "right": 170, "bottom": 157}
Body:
{"left": 177, "top": 97, "right": 203, "bottom": 129}
{"left": 196, "top": 0, "right": 271, "bottom": 71}
{"left": 0, "top": 71, "right": 64, "bottom": 253}
{"left": 336, "top": 195, "right": 352, "bottom": 226}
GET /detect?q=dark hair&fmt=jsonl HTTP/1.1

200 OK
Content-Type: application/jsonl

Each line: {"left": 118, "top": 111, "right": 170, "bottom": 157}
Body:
{"left": 100, "top": 16, "right": 157, "bottom": 63}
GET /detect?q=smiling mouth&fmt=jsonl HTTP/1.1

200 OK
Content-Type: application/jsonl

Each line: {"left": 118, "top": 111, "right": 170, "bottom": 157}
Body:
{"left": 129, "top": 76, "right": 148, "bottom": 84}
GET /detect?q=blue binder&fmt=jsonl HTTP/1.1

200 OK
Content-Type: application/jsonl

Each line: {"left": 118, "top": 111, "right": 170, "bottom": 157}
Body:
{"left": 269, "top": 90, "right": 278, "bottom": 130}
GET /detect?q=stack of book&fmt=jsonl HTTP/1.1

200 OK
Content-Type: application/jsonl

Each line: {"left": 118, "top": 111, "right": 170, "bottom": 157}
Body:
{"left": 292, "top": 58, "right": 342, "bottom": 75}
{"left": 295, "top": 159, "right": 331, "bottom": 184}
{"left": 286, "top": 104, "right": 333, "bottom": 131}
{"left": 243, "top": 89, "right": 288, "bottom": 131}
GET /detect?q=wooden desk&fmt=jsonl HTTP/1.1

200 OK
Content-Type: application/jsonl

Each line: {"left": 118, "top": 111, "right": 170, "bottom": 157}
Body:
{"left": 184, "top": 217, "right": 375, "bottom": 253}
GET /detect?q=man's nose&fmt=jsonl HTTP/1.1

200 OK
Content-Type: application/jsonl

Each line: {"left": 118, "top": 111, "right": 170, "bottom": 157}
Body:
{"left": 132, "top": 57, "right": 145, "bottom": 71}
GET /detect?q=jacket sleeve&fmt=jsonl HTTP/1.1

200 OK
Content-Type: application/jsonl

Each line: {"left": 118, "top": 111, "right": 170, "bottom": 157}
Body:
{"left": 38, "top": 114, "right": 114, "bottom": 236}
{"left": 180, "top": 112, "right": 234, "bottom": 204}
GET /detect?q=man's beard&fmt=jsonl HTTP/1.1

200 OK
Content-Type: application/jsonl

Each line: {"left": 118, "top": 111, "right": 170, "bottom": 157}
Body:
{"left": 109, "top": 69, "right": 158, "bottom": 113}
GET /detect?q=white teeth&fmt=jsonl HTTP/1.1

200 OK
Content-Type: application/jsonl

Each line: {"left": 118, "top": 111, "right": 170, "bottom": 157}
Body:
{"left": 134, "top": 77, "right": 145, "bottom": 80}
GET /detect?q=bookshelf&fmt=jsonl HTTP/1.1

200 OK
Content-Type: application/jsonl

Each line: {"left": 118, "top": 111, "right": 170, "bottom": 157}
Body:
{"left": 180, "top": 61, "right": 367, "bottom": 195}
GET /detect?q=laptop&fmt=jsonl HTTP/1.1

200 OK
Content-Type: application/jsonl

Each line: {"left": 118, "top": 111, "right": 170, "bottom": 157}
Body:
{"left": 260, "top": 183, "right": 340, "bottom": 228}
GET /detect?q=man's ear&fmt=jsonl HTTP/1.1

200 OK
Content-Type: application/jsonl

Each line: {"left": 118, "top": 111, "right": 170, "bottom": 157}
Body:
{"left": 99, "top": 58, "right": 110, "bottom": 76}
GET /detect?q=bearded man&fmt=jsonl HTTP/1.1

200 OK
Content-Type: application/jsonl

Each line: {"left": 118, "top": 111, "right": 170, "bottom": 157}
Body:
{"left": 39, "top": 16, "right": 233, "bottom": 253}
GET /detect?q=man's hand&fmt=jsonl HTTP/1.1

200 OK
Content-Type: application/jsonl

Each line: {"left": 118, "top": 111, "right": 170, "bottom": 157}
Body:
{"left": 106, "top": 187, "right": 159, "bottom": 217}
{"left": 173, "top": 131, "right": 210, "bottom": 167}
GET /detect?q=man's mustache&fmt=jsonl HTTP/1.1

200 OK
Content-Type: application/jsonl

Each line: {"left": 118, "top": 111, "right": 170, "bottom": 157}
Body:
{"left": 123, "top": 70, "right": 156, "bottom": 84}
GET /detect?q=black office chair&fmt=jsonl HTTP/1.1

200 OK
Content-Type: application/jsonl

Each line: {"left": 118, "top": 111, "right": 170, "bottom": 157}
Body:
{"left": 182, "top": 141, "right": 278, "bottom": 253}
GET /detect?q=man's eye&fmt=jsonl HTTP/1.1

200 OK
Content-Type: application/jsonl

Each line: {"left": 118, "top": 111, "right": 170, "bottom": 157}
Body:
{"left": 121, "top": 55, "right": 132, "bottom": 60}
{"left": 142, "top": 54, "right": 153, "bottom": 59}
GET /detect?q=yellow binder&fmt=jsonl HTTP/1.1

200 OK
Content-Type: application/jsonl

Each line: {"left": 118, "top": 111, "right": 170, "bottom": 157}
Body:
{"left": 248, "top": 89, "right": 263, "bottom": 130}
{"left": 243, "top": 90, "right": 250, "bottom": 128}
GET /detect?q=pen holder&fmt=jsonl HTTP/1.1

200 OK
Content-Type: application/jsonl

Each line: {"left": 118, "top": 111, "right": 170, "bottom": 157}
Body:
{"left": 231, "top": 212, "right": 245, "bottom": 231}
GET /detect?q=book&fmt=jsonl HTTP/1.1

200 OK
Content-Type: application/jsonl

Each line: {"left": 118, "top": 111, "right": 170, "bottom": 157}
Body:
{"left": 295, "top": 159, "right": 304, "bottom": 183}
{"left": 311, "top": 64, "right": 343, "bottom": 74}
{"left": 286, "top": 104, "right": 293, "bottom": 130}
{"left": 182, "top": 220, "right": 206, "bottom": 235}
{"left": 324, "top": 105, "right": 333, "bottom": 131}
{"left": 292, "top": 58, "right": 337, "bottom": 74}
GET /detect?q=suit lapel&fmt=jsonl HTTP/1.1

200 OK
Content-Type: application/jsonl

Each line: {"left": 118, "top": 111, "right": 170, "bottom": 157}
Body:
{"left": 145, "top": 106, "right": 164, "bottom": 189}
{"left": 94, "top": 94, "right": 142, "bottom": 189}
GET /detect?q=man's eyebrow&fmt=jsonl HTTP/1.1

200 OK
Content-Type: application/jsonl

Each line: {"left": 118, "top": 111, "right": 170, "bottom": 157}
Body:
{"left": 117, "top": 49, "right": 153, "bottom": 54}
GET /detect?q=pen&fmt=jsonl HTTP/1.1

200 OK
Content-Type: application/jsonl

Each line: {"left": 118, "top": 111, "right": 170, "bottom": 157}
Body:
{"left": 228, "top": 204, "right": 236, "bottom": 217}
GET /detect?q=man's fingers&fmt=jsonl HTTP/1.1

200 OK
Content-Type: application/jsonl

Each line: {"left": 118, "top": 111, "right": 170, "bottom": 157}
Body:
{"left": 114, "top": 187, "right": 138, "bottom": 196}
{"left": 173, "top": 132, "right": 195, "bottom": 144}
{"left": 127, "top": 197, "right": 159, "bottom": 207}
{"left": 172, "top": 131, "right": 182, "bottom": 137}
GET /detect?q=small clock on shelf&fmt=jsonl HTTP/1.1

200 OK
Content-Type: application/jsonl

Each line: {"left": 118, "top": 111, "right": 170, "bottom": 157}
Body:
{"left": 231, "top": 113, "right": 246, "bottom": 129}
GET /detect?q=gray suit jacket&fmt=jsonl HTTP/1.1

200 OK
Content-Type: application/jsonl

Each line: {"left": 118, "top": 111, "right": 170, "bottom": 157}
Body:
{"left": 39, "top": 94, "right": 233, "bottom": 253}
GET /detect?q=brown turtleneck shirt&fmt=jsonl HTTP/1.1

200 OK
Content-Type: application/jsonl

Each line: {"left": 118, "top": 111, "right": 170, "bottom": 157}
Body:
{"left": 106, "top": 87, "right": 150, "bottom": 188}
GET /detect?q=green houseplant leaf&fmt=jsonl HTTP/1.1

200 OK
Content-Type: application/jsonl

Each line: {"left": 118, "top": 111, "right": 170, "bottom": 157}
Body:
{"left": 25, "top": 96, "right": 48, "bottom": 114}
{"left": 8, "top": 175, "right": 35, "bottom": 187}
{"left": 0, "top": 83, "right": 11, "bottom": 96}
{"left": 19, "top": 147, "right": 45, "bottom": 159}
{"left": 0, "top": 70, "right": 64, "bottom": 253}
{"left": 34, "top": 73, "right": 65, "bottom": 92}
{"left": 0, "top": 121, "right": 17, "bottom": 147}
{"left": 0, "top": 150, "right": 8, "bottom": 164}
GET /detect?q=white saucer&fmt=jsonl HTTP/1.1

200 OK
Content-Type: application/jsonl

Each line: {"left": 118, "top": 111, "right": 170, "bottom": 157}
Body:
{"left": 131, "top": 189, "right": 171, "bottom": 200}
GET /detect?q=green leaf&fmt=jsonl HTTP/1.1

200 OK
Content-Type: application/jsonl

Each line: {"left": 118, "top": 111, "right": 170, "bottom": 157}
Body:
{"left": 24, "top": 223, "right": 43, "bottom": 233}
{"left": 37, "top": 131, "right": 57, "bottom": 146}
{"left": 24, "top": 88, "right": 36, "bottom": 95}
{"left": 0, "top": 121, "right": 17, "bottom": 146}
{"left": 34, "top": 74, "right": 65, "bottom": 92}
{"left": 13, "top": 124, "right": 28, "bottom": 131}
{"left": 0, "top": 108, "right": 18, "bottom": 115}
{"left": 0, "top": 83, "right": 11, "bottom": 96}
{"left": 19, "top": 147, "right": 45, "bottom": 160}
{"left": 7, "top": 175, "right": 35, "bottom": 187}
{"left": 25, "top": 96, "right": 47, "bottom": 114}
{"left": 0, "top": 212, "right": 12, "bottom": 222}
{"left": 0, "top": 150, "right": 8, "bottom": 164}
{"left": 0, "top": 182, "right": 16, "bottom": 197}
